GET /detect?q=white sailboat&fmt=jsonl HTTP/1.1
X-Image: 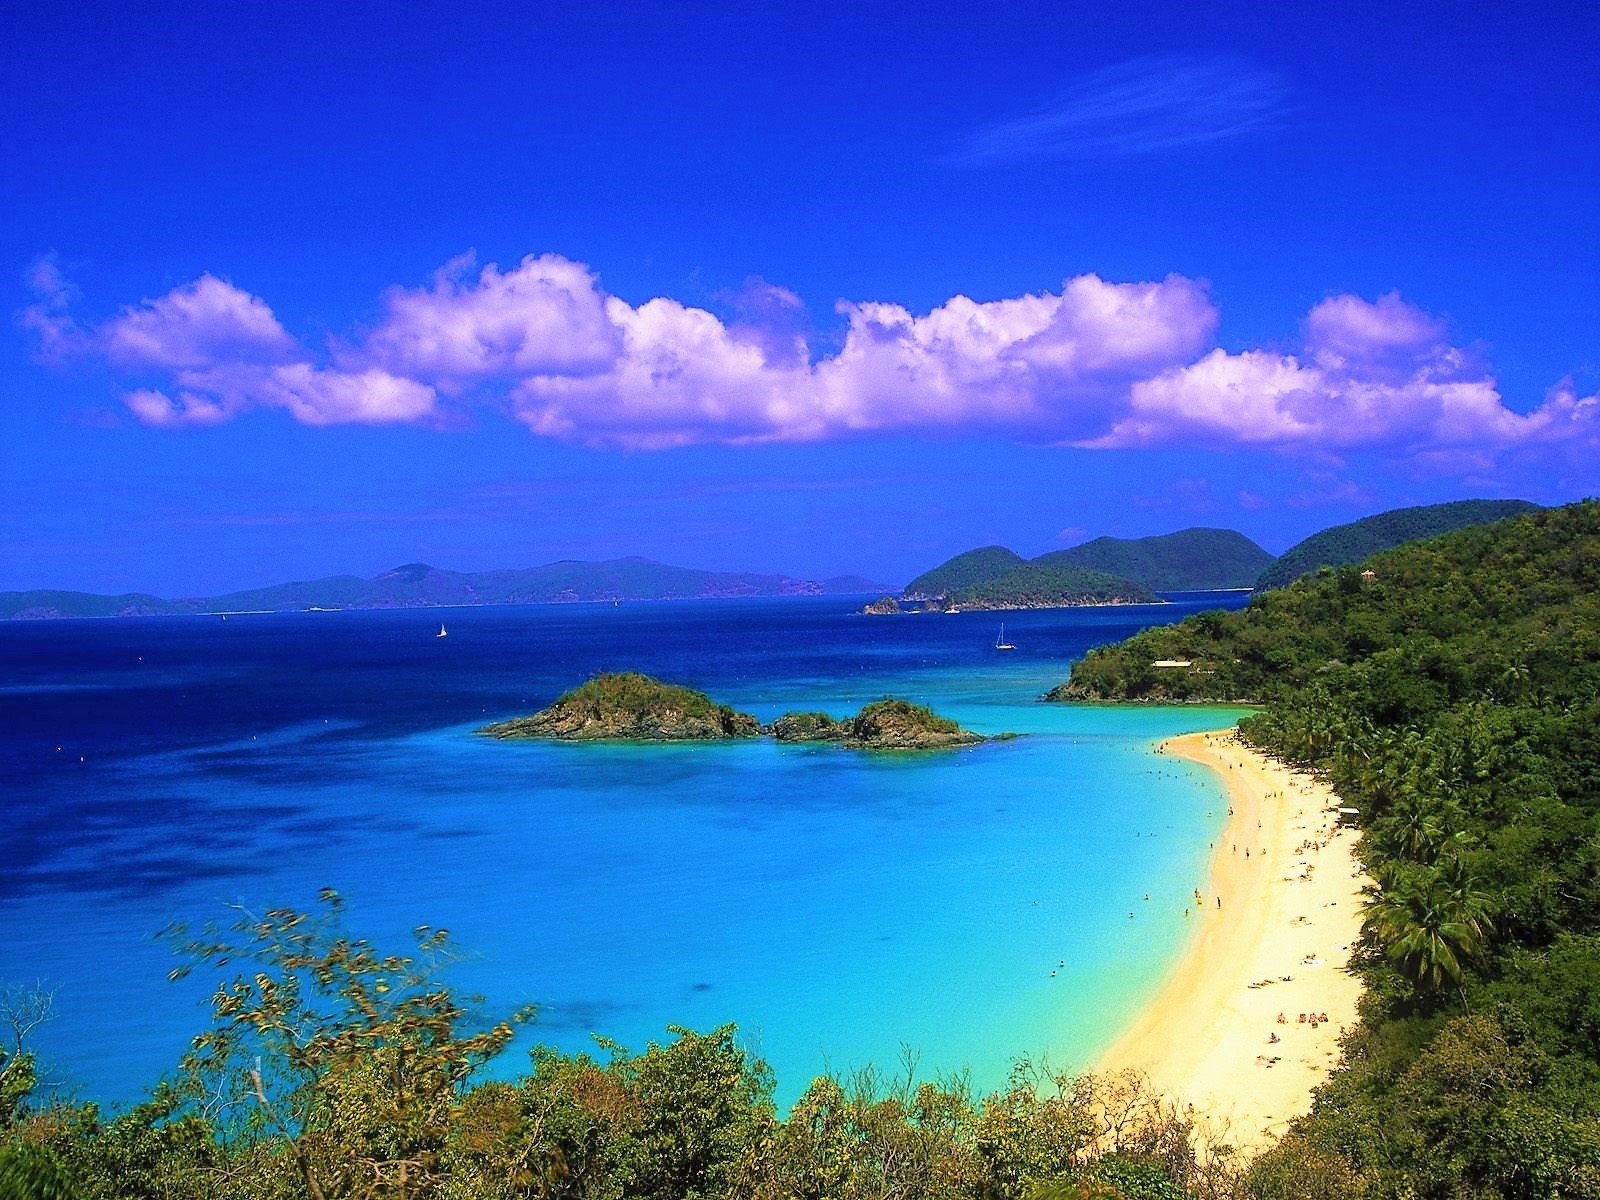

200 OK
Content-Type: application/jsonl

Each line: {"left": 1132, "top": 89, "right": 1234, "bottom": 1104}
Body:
{"left": 995, "top": 623, "right": 1015, "bottom": 651}
{"left": 435, "top": 623, "right": 448, "bottom": 639}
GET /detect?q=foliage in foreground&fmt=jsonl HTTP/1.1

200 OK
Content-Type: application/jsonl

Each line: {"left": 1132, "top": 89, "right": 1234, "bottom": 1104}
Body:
{"left": 0, "top": 894, "right": 1243, "bottom": 1200}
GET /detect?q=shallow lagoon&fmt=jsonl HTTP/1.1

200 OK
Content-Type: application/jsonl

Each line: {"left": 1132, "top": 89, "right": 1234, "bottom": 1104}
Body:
{"left": 0, "top": 594, "right": 1248, "bottom": 1106}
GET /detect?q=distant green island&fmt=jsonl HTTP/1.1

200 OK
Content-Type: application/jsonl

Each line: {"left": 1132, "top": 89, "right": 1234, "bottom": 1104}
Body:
{"left": 904, "top": 527, "right": 1273, "bottom": 600}
{"left": 879, "top": 527, "right": 1267, "bottom": 613}
{"left": 1035, "top": 527, "right": 1277, "bottom": 592}
{"left": 879, "top": 504, "right": 1540, "bottom": 615}
{"left": 881, "top": 546, "right": 1158, "bottom": 612}
{"left": 4, "top": 501, "right": 1542, "bottom": 620}
{"left": 0, "top": 557, "right": 893, "bottom": 620}
{"left": 481, "top": 672, "right": 987, "bottom": 749}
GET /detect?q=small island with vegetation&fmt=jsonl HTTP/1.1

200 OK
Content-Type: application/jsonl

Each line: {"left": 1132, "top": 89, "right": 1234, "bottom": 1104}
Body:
{"left": 771, "top": 698, "right": 985, "bottom": 749}
{"left": 482, "top": 674, "right": 987, "bottom": 750}
{"left": 480, "top": 672, "right": 762, "bottom": 741}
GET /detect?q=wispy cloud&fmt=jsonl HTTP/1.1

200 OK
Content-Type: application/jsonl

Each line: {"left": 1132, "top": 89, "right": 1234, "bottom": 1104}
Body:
{"left": 952, "top": 55, "right": 1290, "bottom": 164}
{"left": 18, "top": 253, "right": 82, "bottom": 361}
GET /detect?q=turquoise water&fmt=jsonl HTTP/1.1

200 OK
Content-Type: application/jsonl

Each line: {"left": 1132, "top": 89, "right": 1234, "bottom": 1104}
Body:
{"left": 0, "top": 596, "right": 1247, "bottom": 1106}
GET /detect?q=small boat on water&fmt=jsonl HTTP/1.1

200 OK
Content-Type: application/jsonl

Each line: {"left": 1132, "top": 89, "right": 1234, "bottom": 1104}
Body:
{"left": 435, "top": 623, "right": 448, "bottom": 639}
{"left": 995, "top": 624, "right": 1016, "bottom": 651}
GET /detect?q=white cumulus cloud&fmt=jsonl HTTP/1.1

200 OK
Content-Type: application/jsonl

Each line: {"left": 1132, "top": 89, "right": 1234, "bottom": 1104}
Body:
{"left": 20, "top": 257, "right": 1597, "bottom": 470}
{"left": 352, "top": 253, "right": 621, "bottom": 387}
{"left": 100, "top": 275, "right": 300, "bottom": 370}
{"left": 1086, "top": 293, "right": 1588, "bottom": 453}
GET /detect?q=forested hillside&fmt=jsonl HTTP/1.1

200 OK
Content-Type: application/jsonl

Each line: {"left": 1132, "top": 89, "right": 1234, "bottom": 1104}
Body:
{"left": 902, "top": 546, "right": 1028, "bottom": 599}
{"left": 947, "top": 564, "right": 1156, "bottom": 608}
{"left": 1036, "top": 528, "right": 1273, "bottom": 591}
{"left": 1252, "top": 498, "right": 1539, "bottom": 591}
{"left": 904, "top": 528, "right": 1273, "bottom": 602}
{"left": 1064, "top": 501, "right": 1600, "bottom": 1196}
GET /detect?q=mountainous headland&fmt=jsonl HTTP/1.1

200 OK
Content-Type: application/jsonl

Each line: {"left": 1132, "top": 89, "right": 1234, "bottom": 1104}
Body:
{"left": 1036, "top": 527, "right": 1274, "bottom": 591}
{"left": 902, "top": 546, "right": 1029, "bottom": 601}
{"left": 928, "top": 563, "right": 1158, "bottom": 610}
{"left": 888, "top": 527, "right": 1270, "bottom": 613}
{"left": 1251, "top": 498, "right": 1539, "bottom": 591}
{"left": 883, "top": 504, "right": 1538, "bottom": 615}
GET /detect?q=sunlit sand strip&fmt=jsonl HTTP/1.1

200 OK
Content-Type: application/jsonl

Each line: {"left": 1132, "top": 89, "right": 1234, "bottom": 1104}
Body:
{"left": 1095, "top": 728, "right": 1367, "bottom": 1154}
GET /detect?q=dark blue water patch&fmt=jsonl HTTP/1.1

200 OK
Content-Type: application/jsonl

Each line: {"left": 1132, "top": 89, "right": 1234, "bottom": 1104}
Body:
{"left": 529, "top": 998, "right": 636, "bottom": 1033}
{"left": 1, "top": 593, "right": 1247, "bottom": 789}
{"left": 14, "top": 853, "right": 251, "bottom": 902}
{"left": 273, "top": 815, "right": 363, "bottom": 840}
{"left": 172, "top": 750, "right": 369, "bottom": 787}
{"left": 0, "top": 778, "right": 405, "bottom": 901}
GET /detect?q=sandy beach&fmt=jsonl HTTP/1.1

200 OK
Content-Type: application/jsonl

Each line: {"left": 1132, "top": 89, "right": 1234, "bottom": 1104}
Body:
{"left": 1096, "top": 728, "right": 1368, "bottom": 1153}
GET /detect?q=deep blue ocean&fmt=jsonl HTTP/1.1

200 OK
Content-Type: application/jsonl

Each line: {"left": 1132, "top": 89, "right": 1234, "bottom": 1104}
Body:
{"left": 0, "top": 593, "right": 1249, "bottom": 1108}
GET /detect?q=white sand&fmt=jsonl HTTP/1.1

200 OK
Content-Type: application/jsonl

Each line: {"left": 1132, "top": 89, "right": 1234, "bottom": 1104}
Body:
{"left": 1095, "top": 729, "right": 1367, "bottom": 1152}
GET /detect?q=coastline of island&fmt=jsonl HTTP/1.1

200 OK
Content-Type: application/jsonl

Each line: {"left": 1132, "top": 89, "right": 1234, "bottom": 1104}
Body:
{"left": 480, "top": 672, "right": 990, "bottom": 749}
{"left": 1094, "top": 728, "right": 1368, "bottom": 1153}
{"left": 860, "top": 594, "right": 1170, "bottom": 615}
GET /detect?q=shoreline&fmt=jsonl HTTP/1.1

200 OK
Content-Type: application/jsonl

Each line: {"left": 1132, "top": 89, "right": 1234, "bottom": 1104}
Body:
{"left": 1095, "top": 728, "right": 1367, "bottom": 1153}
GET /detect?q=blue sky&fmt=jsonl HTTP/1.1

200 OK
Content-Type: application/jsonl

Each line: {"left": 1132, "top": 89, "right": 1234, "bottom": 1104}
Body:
{"left": 5, "top": 1, "right": 1597, "bottom": 593}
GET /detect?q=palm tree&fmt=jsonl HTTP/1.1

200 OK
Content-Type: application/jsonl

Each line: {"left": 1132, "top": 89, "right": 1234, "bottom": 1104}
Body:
{"left": 1392, "top": 794, "right": 1445, "bottom": 861}
{"left": 1433, "top": 853, "right": 1495, "bottom": 941}
{"left": 1362, "top": 866, "right": 1493, "bottom": 999}
{"left": 1494, "top": 660, "right": 1529, "bottom": 702}
{"left": 1374, "top": 790, "right": 1472, "bottom": 865}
